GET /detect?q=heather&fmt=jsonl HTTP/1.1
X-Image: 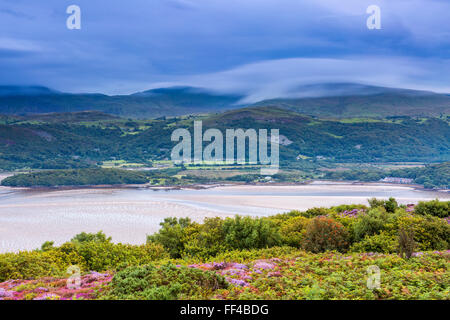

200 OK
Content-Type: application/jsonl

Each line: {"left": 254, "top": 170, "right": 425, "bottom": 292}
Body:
{"left": 1, "top": 250, "right": 448, "bottom": 300}
{"left": 0, "top": 198, "right": 449, "bottom": 300}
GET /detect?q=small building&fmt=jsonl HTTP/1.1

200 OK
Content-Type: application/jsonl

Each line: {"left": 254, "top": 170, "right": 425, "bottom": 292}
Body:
{"left": 380, "top": 177, "right": 414, "bottom": 184}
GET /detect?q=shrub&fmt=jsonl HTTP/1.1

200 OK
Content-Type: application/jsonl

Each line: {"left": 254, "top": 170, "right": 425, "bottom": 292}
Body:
{"left": 398, "top": 228, "right": 416, "bottom": 259}
{"left": 0, "top": 249, "right": 85, "bottom": 282}
{"left": 384, "top": 198, "right": 398, "bottom": 213}
{"left": 40, "top": 241, "right": 55, "bottom": 252}
{"left": 71, "top": 231, "right": 112, "bottom": 244}
{"left": 349, "top": 232, "right": 397, "bottom": 253}
{"left": 267, "top": 210, "right": 303, "bottom": 223}
{"left": 302, "top": 217, "right": 349, "bottom": 253}
{"left": 353, "top": 207, "right": 388, "bottom": 241}
{"left": 368, "top": 197, "right": 398, "bottom": 213}
{"left": 73, "top": 242, "right": 168, "bottom": 271}
{"left": 103, "top": 264, "right": 228, "bottom": 300}
{"left": 211, "top": 246, "right": 300, "bottom": 263}
{"left": 414, "top": 199, "right": 449, "bottom": 218}
{"left": 222, "top": 216, "right": 281, "bottom": 250}
{"left": 331, "top": 204, "right": 367, "bottom": 213}
{"left": 368, "top": 198, "right": 386, "bottom": 208}
{"left": 183, "top": 217, "right": 228, "bottom": 259}
{"left": 147, "top": 218, "right": 195, "bottom": 258}
{"left": 303, "top": 207, "right": 332, "bottom": 218}
{"left": 0, "top": 236, "right": 168, "bottom": 281}
{"left": 279, "top": 216, "right": 310, "bottom": 247}
{"left": 396, "top": 215, "right": 450, "bottom": 251}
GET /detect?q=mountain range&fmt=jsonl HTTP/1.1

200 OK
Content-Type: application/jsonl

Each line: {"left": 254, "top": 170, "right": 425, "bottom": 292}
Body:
{"left": 0, "top": 86, "right": 244, "bottom": 119}
{"left": 0, "top": 83, "right": 449, "bottom": 119}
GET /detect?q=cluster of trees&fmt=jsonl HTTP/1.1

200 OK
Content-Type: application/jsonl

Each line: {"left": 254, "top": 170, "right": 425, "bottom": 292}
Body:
{"left": 389, "top": 162, "right": 450, "bottom": 189}
{"left": 324, "top": 162, "right": 450, "bottom": 189}
{"left": 324, "top": 169, "right": 386, "bottom": 182}
{"left": 0, "top": 167, "right": 202, "bottom": 187}
{"left": 1, "top": 168, "right": 150, "bottom": 187}
{"left": 147, "top": 198, "right": 450, "bottom": 259}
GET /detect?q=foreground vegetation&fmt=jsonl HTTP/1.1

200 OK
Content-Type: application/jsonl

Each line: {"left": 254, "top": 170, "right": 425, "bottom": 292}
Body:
{"left": 0, "top": 199, "right": 448, "bottom": 300}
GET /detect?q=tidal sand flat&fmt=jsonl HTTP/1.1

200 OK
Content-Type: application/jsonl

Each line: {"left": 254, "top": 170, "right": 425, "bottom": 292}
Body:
{"left": 0, "top": 183, "right": 448, "bottom": 253}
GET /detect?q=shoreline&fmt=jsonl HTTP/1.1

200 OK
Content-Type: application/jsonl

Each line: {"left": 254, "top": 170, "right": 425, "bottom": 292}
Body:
{"left": 1, "top": 180, "right": 447, "bottom": 253}
{"left": 1, "top": 179, "right": 448, "bottom": 193}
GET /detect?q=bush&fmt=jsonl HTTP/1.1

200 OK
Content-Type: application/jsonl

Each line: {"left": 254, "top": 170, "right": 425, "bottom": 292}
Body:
{"left": 368, "top": 197, "right": 398, "bottom": 213}
{"left": 73, "top": 242, "right": 167, "bottom": 271}
{"left": 331, "top": 204, "right": 367, "bottom": 213}
{"left": 0, "top": 233, "right": 168, "bottom": 281}
{"left": 396, "top": 215, "right": 450, "bottom": 251}
{"left": 148, "top": 215, "right": 283, "bottom": 258}
{"left": 414, "top": 199, "right": 449, "bottom": 218}
{"left": 303, "top": 207, "right": 332, "bottom": 218}
{"left": 368, "top": 197, "right": 385, "bottom": 208}
{"left": 70, "top": 231, "right": 112, "bottom": 244}
{"left": 147, "top": 218, "right": 195, "bottom": 258}
{"left": 183, "top": 217, "right": 228, "bottom": 259}
{"left": 279, "top": 216, "right": 310, "bottom": 247}
{"left": 222, "top": 216, "right": 282, "bottom": 250}
{"left": 349, "top": 232, "right": 397, "bottom": 253}
{"left": 353, "top": 207, "right": 388, "bottom": 241}
{"left": 398, "top": 228, "right": 416, "bottom": 259}
{"left": 103, "top": 264, "right": 229, "bottom": 300}
{"left": 211, "top": 246, "right": 300, "bottom": 263}
{"left": 0, "top": 249, "right": 85, "bottom": 282}
{"left": 302, "top": 217, "right": 349, "bottom": 253}
{"left": 384, "top": 198, "right": 398, "bottom": 213}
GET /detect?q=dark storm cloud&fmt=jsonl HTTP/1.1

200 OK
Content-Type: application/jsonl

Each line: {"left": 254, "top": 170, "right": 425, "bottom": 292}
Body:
{"left": 0, "top": 0, "right": 449, "bottom": 96}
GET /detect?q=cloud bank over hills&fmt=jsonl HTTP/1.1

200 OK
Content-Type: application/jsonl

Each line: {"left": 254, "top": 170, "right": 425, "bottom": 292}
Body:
{"left": 1, "top": 83, "right": 449, "bottom": 119}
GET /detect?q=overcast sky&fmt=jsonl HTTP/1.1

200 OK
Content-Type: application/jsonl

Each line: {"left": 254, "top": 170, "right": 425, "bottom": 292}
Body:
{"left": 1, "top": 0, "right": 449, "bottom": 98}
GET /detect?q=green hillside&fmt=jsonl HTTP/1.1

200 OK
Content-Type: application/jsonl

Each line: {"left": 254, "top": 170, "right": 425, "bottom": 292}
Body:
{"left": 0, "top": 107, "right": 448, "bottom": 171}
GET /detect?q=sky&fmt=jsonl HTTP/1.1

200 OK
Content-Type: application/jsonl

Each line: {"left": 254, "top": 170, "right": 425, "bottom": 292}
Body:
{"left": 1, "top": 0, "right": 450, "bottom": 100}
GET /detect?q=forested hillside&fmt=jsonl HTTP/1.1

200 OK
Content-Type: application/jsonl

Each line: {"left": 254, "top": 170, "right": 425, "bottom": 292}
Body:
{"left": 0, "top": 107, "right": 449, "bottom": 170}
